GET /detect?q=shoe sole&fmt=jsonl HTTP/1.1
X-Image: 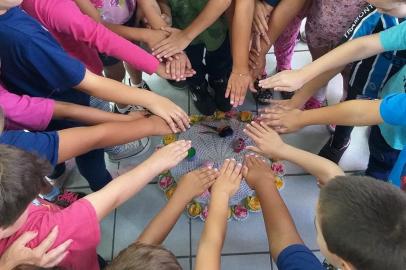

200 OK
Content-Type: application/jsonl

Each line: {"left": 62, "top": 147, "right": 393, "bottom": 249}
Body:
{"left": 108, "top": 137, "right": 152, "bottom": 163}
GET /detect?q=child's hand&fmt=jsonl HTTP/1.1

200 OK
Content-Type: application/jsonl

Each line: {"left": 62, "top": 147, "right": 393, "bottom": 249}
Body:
{"left": 177, "top": 167, "right": 219, "bottom": 201}
{"left": 165, "top": 52, "right": 196, "bottom": 81}
{"left": 211, "top": 159, "right": 243, "bottom": 198}
{"left": 149, "top": 115, "right": 175, "bottom": 135}
{"left": 152, "top": 27, "right": 192, "bottom": 59}
{"left": 0, "top": 226, "right": 72, "bottom": 269}
{"left": 144, "top": 29, "right": 170, "bottom": 50}
{"left": 149, "top": 140, "right": 191, "bottom": 171}
{"left": 243, "top": 121, "right": 287, "bottom": 160}
{"left": 145, "top": 93, "right": 190, "bottom": 133}
{"left": 259, "top": 106, "right": 304, "bottom": 133}
{"left": 258, "top": 69, "right": 308, "bottom": 92}
{"left": 226, "top": 72, "right": 256, "bottom": 107}
{"left": 253, "top": 0, "right": 273, "bottom": 39}
{"left": 242, "top": 154, "right": 275, "bottom": 190}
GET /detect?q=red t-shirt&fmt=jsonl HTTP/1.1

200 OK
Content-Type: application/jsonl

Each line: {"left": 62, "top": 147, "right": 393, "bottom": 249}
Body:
{"left": 0, "top": 198, "right": 100, "bottom": 270}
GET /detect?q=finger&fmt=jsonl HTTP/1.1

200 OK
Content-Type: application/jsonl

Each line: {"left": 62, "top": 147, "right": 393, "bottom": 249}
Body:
{"left": 163, "top": 47, "right": 180, "bottom": 59}
{"left": 35, "top": 226, "right": 59, "bottom": 253}
{"left": 179, "top": 58, "right": 186, "bottom": 79}
{"left": 172, "top": 113, "right": 187, "bottom": 132}
{"left": 42, "top": 239, "right": 72, "bottom": 267}
{"left": 259, "top": 13, "right": 269, "bottom": 35}
{"left": 43, "top": 251, "right": 69, "bottom": 268}
{"left": 170, "top": 61, "right": 176, "bottom": 80}
{"left": 225, "top": 81, "right": 231, "bottom": 98}
{"left": 14, "top": 231, "right": 38, "bottom": 245}
{"left": 255, "top": 33, "right": 261, "bottom": 52}
{"left": 220, "top": 159, "right": 231, "bottom": 175}
{"left": 243, "top": 126, "right": 261, "bottom": 142}
{"left": 154, "top": 44, "right": 173, "bottom": 58}
{"left": 251, "top": 121, "right": 269, "bottom": 134}
{"left": 175, "top": 57, "right": 181, "bottom": 80}
{"left": 225, "top": 159, "right": 237, "bottom": 176}
{"left": 177, "top": 110, "right": 190, "bottom": 129}
{"left": 246, "top": 145, "right": 263, "bottom": 154}
{"left": 262, "top": 32, "right": 271, "bottom": 45}
{"left": 152, "top": 39, "right": 171, "bottom": 54}
{"left": 165, "top": 116, "right": 178, "bottom": 133}
{"left": 242, "top": 165, "right": 249, "bottom": 178}
{"left": 245, "top": 122, "right": 263, "bottom": 138}
{"left": 232, "top": 163, "right": 243, "bottom": 178}
{"left": 166, "top": 60, "right": 171, "bottom": 74}
{"left": 274, "top": 86, "right": 295, "bottom": 92}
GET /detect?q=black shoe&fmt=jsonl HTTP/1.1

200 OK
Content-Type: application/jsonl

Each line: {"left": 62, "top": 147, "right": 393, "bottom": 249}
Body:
{"left": 281, "top": 91, "right": 294, "bottom": 100}
{"left": 190, "top": 81, "right": 217, "bottom": 115}
{"left": 167, "top": 79, "right": 188, "bottom": 89}
{"left": 209, "top": 77, "right": 232, "bottom": 112}
{"left": 318, "top": 136, "right": 351, "bottom": 164}
{"left": 253, "top": 80, "right": 273, "bottom": 104}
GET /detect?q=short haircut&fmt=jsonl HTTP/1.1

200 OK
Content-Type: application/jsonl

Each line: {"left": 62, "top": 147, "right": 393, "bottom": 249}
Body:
{"left": 0, "top": 145, "right": 51, "bottom": 227}
{"left": 319, "top": 176, "right": 406, "bottom": 270}
{"left": 107, "top": 242, "right": 182, "bottom": 270}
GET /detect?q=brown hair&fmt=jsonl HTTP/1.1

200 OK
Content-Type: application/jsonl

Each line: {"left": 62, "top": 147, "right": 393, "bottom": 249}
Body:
{"left": 319, "top": 176, "right": 406, "bottom": 270}
{"left": 108, "top": 242, "right": 182, "bottom": 270}
{"left": 0, "top": 145, "right": 51, "bottom": 227}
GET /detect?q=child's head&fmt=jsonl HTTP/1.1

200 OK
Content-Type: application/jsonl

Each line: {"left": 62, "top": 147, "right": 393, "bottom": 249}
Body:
{"left": 368, "top": 0, "right": 406, "bottom": 17}
{"left": 0, "top": 0, "right": 23, "bottom": 12}
{"left": 107, "top": 242, "right": 182, "bottom": 270}
{"left": 316, "top": 176, "right": 406, "bottom": 270}
{"left": 0, "top": 145, "right": 51, "bottom": 238}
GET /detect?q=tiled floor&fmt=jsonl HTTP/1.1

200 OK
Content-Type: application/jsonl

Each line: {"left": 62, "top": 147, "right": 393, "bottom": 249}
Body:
{"left": 65, "top": 40, "right": 369, "bottom": 269}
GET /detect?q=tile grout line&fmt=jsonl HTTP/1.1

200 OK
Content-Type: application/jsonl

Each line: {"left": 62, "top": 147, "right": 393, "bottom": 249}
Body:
{"left": 110, "top": 208, "right": 117, "bottom": 261}
{"left": 189, "top": 218, "right": 193, "bottom": 270}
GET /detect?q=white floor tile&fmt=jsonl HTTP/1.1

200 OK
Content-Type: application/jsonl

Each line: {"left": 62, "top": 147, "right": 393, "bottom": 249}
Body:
{"left": 113, "top": 185, "right": 191, "bottom": 257}
{"left": 279, "top": 175, "right": 320, "bottom": 250}
{"left": 191, "top": 211, "right": 269, "bottom": 255}
{"left": 192, "top": 254, "right": 271, "bottom": 270}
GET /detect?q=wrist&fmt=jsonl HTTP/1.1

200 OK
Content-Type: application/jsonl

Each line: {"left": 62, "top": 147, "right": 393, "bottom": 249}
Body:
{"left": 183, "top": 28, "right": 196, "bottom": 42}
{"left": 211, "top": 190, "right": 230, "bottom": 203}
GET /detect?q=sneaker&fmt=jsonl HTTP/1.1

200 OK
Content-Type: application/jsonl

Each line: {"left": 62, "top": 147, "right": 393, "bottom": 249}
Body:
{"left": 114, "top": 80, "right": 151, "bottom": 114}
{"left": 209, "top": 77, "right": 232, "bottom": 112}
{"left": 318, "top": 136, "right": 351, "bottom": 164}
{"left": 299, "top": 29, "right": 307, "bottom": 43}
{"left": 106, "top": 137, "right": 151, "bottom": 162}
{"left": 167, "top": 79, "right": 188, "bottom": 89}
{"left": 52, "top": 190, "right": 87, "bottom": 208}
{"left": 190, "top": 81, "right": 217, "bottom": 115}
{"left": 45, "top": 159, "right": 76, "bottom": 188}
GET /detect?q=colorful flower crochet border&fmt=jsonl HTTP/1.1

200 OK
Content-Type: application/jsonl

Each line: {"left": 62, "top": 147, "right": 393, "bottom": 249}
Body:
{"left": 157, "top": 111, "right": 286, "bottom": 222}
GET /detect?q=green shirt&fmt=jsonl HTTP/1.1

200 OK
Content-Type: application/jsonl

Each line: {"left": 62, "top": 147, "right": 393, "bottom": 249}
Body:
{"left": 168, "top": 0, "right": 228, "bottom": 51}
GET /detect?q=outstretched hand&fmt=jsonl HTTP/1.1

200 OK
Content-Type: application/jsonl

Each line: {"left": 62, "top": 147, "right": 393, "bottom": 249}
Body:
{"left": 149, "top": 140, "right": 192, "bottom": 172}
{"left": 242, "top": 154, "right": 275, "bottom": 190}
{"left": 165, "top": 52, "right": 196, "bottom": 81}
{"left": 211, "top": 159, "right": 243, "bottom": 198}
{"left": 243, "top": 121, "right": 287, "bottom": 160}
{"left": 259, "top": 106, "right": 304, "bottom": 133}
{"left": 178, "top": 167, "right": 219, "bottom": 201}
{"left": 146, "top": 93, "right": 190, "bottom": 133}
{"left": 152, "top": 27, "right": 192, "bottom": 60}
{"left": 226, "top": 73, "right": 256, "bottom": 107}
{"left": 258, "top": 69, "right": 308, "bottom": 92}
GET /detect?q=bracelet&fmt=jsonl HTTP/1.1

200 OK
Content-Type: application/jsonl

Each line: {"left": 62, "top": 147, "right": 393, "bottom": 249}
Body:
{"left": 231, "top": 71, "right": 250, "bottom": 77}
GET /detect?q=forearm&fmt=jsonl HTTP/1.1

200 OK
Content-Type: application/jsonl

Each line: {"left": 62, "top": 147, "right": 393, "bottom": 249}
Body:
{"left": 300, "top": 100, "right": 383, "bottom": 126}
{"left": 195, "top": 193, "right": 229, "bottom": 270}
{"left": 104, "top": 23, "right": 149, "bottom": 43}
{"left": 53, "top": 101, "right": 135, "bottom": 125}
{"left": 256, "top": 178, "right": 302, "bottom": 259}
{"left": 137, "top": 0, "right": 167, "bottom": 29}
{"left": 291, "top": 68, "right": 342, "bottom": 108}
{"left": 279, "top": 144, "right": 344, "bottom": 184}
{"left": 258, "top": 0, "right": 307, "bottom": 56}
{"left": 231, "top": 0, "right": 254, "bottom": 72}
{"left": 86, "top": 157, "right": 162, "bottom": 220}
{"left": 57, "top": 117, "right": 159, "bottom": 163}
{"left": 301, "top": 34, "right": 383, "bottom": 82}
{"left": 137, "top": 192, "right": 190, "bottom": 245}
{"left": 76, "top": 70, "right": 157, "bottom": 107}
{"left": 183, "top": 0, "right": 232, "bottom": 42}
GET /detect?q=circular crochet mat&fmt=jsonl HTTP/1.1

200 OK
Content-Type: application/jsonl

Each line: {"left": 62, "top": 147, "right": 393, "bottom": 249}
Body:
{"left": 157, "top": 111, "right": 285, "bottom": 221}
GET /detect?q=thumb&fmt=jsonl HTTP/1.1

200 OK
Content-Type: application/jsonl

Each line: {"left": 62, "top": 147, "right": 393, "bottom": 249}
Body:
{"left": 246, "top": 145, "right": 263, "bottom": 155}
{"left": 14, "top": 231, "right": 38, "bottom": 246}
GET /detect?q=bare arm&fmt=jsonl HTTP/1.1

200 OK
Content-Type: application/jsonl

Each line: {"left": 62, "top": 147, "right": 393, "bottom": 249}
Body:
{"left": 243, "top": 155, "right": 303, "bottom": 259}
{"left": 56, "top": 115, "right": 171, "bottom": 163}
{"left": 53, "top": 101, "right": 139, "bottom": 125}
{"left": 244, "top": 122, "right": 344, "bottom": 185}
{"left": 137, "top": 0, "right": 167, "bottom": 29}
{"left": 85, "top": 140, "right": 191, "bottom": 220}
{"left": 75, "top": 69, "right": 190, "bottom": 133}
{"left": 138, "top": 168, "right": 217, "bottom": 245}
{"left": 196, "top": 160, "right": 243, "bottom": 270}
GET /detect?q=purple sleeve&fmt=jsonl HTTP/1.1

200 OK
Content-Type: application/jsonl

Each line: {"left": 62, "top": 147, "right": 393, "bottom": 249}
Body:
{"left": 23, "top": 0, "right": 159, "bottom": 74}
{"left": 0, "top": 84, "right": 54, "bottom": 131}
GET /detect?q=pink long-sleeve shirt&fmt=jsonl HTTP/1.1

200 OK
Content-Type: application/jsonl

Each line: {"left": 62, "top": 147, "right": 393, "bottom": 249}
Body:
{"left": 21, "top": 0, "right": 159, "bottom": 75}
{"left": 0, "top": 84, "right": 54, "bottom": 131}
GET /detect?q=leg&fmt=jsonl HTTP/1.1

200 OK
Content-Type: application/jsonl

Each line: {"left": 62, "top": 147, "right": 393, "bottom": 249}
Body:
{"left": 75, "top": 148, "right": 112, "bottom": 191}
{"left": 365, "top": 126, "right": 401, "bottom": 181}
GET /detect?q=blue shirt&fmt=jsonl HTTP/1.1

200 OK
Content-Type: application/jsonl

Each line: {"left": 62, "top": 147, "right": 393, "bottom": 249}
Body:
{"left": 264, "top": 0, "right": 280, "bottom": 7}
{"left": 0, "top": 130, "right": 59, "bottom": 166}
{"left": 0, "top": 7, "right": 88, "bottom": 105}
{"left": 380, "top": 93, "right": 406, "bottom": 189}
{"left": 341, "top": 5, "right": 406, "bottom": 99}
{"left": 379, "top": 20, "right": 406, "bottom": 51}
{"left": 276, "top": 244, "right": 324, "bottom": 270}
